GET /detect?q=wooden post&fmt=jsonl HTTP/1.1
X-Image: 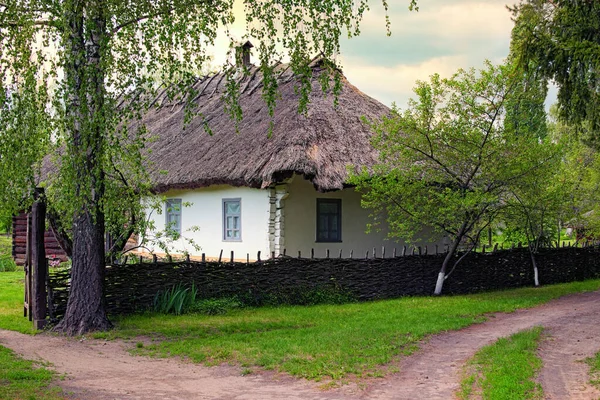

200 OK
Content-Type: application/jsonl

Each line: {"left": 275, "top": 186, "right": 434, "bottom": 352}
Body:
{"left": 153, "top": 254, "right": 158, "bottom": 263}
{"left": 339, "top": 249, "right": 343, "bottom": 258}
{"left": 365, "top": 250, "right": 369, "bottom": 259}
{"left": 393, "top": 247, "right": 397, "bottom": 258}
{"left": 482, "top": 244, "right": 486, "bottom": 254}
{"left": 298, "top": 250, "right": 301, "bottom": 258}
{"left": 257, "top": 251, "right": 261, "bottom": 262}
{"left": 350, "top": 250, "right": 353, "bottom": 259}
{"left": 423, "top": 246, "right": 427, "bottom": 255}
{"left": 247, "top": 253, "right": 249, "bottom": 264}
{"left": 373, "top": 247, "right": 376, "bottom": 258}
{"left": 311, "top": 248, "right": 314, "bottom": 259}
{"left": 230, "top": 251, "right": 234, "bottom": 263}
{"left": 283, "top": 248, "right": 287, "bottom": 256}
{"left": 271, "top": 251, "right": 275, "bottom": 259}
{"left": 435, "top": 244, "right": 438, "bottom": 255}
{"left": 402, "top": 245, "right": 407, "bottom": 256}
{"left": 326, "top": 249, "right": 330, "bottom": 258}
{"left": 167, "top": 254, "right": 172, "bottom": 263}
{"left": 139, "top": 255, "right": 143, "bottom": 264}
{"left": 382, "top": 246, "right": 385, "bottom": 258}
{"left": 218, "top": 249, "right": 223, "bottom": 263}
{"left": 201, "top": 253, "right": 206, "bottom": 262}
{"left": 31, "top": 188, "right": 47, "bottom": 330}
{"left": 186, "top": 254, "right": 190, "bottom": 263}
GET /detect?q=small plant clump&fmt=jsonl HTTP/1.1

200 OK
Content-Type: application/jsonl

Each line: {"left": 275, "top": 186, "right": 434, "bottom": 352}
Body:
{"left": 153, "top": 283, "right": 198, "bottom": 315}
{"left": 585, "top": 351, "right": 600, "bottom": 388}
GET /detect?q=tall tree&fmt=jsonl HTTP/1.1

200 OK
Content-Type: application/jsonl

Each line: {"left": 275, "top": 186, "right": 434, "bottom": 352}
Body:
{"left": 351, "top": 62, "right": 554, "bottom": 295}
{"left": 0, "top": 0, "right": 409, "bottom": 335}
{"left": 510, "top": 0, "right": 600, "bottom": 145}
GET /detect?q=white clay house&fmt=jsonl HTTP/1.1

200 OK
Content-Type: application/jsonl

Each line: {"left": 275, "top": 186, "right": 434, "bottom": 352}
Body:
{"left": 139, "top": 52, "right": 408, "bottom": 260}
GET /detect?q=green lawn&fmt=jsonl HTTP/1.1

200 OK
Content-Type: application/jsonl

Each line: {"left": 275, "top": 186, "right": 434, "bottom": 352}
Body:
{"left": 0, "top": 235, "right": 17, "bottom": 272}
{"left": 459, "top": 327, "right": 544, "bottom": 399}
{"left": 95, "top": 280, "right": 600, "bottom": 381}
{"left": 0, "top": 344, "right": 65, "bottom": 400}
{"left": 1, "top": 240, "right": 600, "bottom": 384}
{"left": 586, "top": 351, "right": 600, "bottom": 389}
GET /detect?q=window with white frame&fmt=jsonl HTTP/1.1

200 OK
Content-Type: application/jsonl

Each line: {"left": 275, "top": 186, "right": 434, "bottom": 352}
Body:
{"left": 165, "top": 198, "right": 182, "bottom": 235}
{"left": 223, "top": 198, "right": 241, "bottom": 241}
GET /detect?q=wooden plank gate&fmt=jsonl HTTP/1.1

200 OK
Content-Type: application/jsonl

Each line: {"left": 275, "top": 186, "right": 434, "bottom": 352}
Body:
{"left": 23, "top": 188, "right": 48, "bottom": 330}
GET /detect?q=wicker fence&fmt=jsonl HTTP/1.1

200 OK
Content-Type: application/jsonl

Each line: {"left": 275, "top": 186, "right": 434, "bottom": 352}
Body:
{"left": 47, "top": 244, "right": 600, "bottom": 320}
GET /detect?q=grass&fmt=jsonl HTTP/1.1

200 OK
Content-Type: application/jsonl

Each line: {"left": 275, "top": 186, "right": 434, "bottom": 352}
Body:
{"left": 88, "top": 279, "right": 600, "bottom": 382}
{"left": 458, "top": 327, "right": 544, "bottom": 399}
{"left": 0, "top": 271, "right": 35, "bottom": 334}
{"left": 0, "top": 235, "right": 599, "bottom": 383}
{"left": 0, "top": 235, "right": 17, "bottom": 272}
{"left": 0, "top": 345, "right": 66, "bottom": 400}
{"left": 585, "top": 351, "right": 600, "bottom": 389}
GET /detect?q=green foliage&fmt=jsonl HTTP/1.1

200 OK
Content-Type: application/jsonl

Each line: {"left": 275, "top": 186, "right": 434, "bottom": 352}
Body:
{"left": 190, "top": 297, "right": 243, "bottom": 315}
{"left": 153, "top": 283, "right": 198, "bottom": 315}
{"left": 241, "top": 285, "right": 356, "bottom": 307}
{"left": 510, "top": 0, "right": 600, "bottom": 145}
{"left": 351, "top": 61, "right": 554, "bottom": 293}
{"left": 0, "top": 235, "right": 17, "bottom": 272}
{"left": 459, "top": 327, "right": 544, "bottom": 400}
{"left": 0, "top": 345, "right": 66, "bottom": 400}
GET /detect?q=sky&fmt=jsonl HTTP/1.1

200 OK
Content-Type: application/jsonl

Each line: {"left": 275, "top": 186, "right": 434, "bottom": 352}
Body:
{"left": 212, "top": 0, "right": 556, "bottom": 110}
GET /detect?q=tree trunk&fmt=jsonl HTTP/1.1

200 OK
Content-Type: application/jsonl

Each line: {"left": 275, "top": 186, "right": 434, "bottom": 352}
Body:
{"left": 54, "top": 0, "right": 111, "bottom": 335}
{"left": 529, "top": 244, "right": 540, "bottom": 287}
{"left": 434, "top": 232, "right": 464, "bottom": 295}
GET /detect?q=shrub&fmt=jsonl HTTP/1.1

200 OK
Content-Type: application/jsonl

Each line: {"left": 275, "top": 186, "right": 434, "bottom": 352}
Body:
{"left": 0, "top": 257, "right": 17, "bottom": 273}
{"left": 240, "top": 285, "right": 356, "bottom": 307}
{"left": 189, "top": 297, "right": 243, "bottom": 315}
{"left": 153, "top": 283, "right": 197, "bottom": 315}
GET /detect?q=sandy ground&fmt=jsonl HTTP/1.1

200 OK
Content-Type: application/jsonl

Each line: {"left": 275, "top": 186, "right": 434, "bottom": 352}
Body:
{"left": 2, "top": 290, "right": 600, "bottom": 399}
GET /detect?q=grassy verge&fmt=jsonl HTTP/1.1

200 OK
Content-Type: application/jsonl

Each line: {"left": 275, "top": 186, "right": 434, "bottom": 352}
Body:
{"left": 0, "top": 345, "right": 65, "bottom": 399}
{"left": 0, "top": 271, "right": 34, "bottom": 333}
{"left": 0, "top": 235, "right": 17, "bottom": 272}
{"left": 585, "top": 351, "right": 600, "bottom": 389}
{"left": 93, "top": 279, "right": 600, "bottom": 382}
{"left": 458, "top": 327, "right": 544, "bottom": 399}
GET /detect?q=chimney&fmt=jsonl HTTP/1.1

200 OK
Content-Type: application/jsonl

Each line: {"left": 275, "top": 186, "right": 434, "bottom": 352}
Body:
{"left": 235, "top": 40, "right": 253, "bottom": 68}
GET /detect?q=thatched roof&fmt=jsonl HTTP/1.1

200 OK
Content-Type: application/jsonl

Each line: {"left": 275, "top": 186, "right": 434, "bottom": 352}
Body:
{"left": 138, "top": 60, "right": 390, "bottom": 192}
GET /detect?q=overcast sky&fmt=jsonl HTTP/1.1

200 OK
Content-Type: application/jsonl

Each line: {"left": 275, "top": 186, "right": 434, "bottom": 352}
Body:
{"left": 212, "top": 0, "right": 556, "bottom": 110}
{"left": 339, "top": 0, "right": 516, "bottom": 109}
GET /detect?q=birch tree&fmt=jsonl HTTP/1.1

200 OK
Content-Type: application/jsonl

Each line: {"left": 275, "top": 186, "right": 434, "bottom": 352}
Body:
{"left": 0, "top": 0, "right": 409, "bottom": 335}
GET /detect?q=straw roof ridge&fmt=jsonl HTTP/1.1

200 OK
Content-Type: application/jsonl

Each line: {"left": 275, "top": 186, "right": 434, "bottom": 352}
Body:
{"left": 136, "top": 58, "right": 391, "bottom": 192}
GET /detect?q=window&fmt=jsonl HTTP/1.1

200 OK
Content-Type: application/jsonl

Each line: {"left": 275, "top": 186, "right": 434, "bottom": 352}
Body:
{"left": 316, "top": 198, "right": 341, "bottom": 242}
{"left": 165, "top": 199, "right": 182, "bottom": 235}
{"left": 223, "top": 198, "right": 241, "bottom": 241}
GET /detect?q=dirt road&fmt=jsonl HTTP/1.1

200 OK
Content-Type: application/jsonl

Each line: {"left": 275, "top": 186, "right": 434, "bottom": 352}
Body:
{"left": 2, "top": 290, "right": 600, "bottom": 399}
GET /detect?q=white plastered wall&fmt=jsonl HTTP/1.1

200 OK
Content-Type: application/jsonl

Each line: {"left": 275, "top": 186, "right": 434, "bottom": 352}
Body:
{"left": 142, "top": 185, "right": 271, "bottom": 260}
{"left": 284, "top": 175, "right": 401, "bottom": 258}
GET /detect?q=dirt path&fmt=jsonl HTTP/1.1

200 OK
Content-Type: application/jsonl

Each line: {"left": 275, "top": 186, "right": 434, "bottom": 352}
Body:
{"left": 2, "top": 290, "right": 600, "bottom": 399}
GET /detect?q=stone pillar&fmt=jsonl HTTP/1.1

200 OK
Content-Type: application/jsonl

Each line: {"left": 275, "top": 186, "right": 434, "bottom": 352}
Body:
{"left": 268, "top": 184, "right": 289, "bottom": 257}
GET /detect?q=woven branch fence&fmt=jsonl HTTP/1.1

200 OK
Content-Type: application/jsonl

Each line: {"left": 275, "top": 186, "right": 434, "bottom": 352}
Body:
{"left": 47, "top": 244, "right": 600, "bottom": 321}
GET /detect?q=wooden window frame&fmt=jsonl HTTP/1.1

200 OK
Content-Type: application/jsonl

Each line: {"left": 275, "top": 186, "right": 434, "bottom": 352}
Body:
{"left": 316, "top": 198, "right": 342, "bottom": 243}
{"left": 223, "top": 198, "right": 242, "bottom": 242}
{"left": 165, "top": 198, "right": 182, "bottom": 235}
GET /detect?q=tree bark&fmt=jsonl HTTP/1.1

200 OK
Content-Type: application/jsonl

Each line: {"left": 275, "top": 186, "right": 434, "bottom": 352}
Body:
{"left": 54, "top": 0, "right": 111, "bottom": 335}
{"left": 434, "top": 230, "right": 464, "bottom": 295}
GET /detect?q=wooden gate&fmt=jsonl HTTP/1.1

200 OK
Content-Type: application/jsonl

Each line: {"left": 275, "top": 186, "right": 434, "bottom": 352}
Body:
{"left": 23, "top": 188, "right": 48, "bottom": 330}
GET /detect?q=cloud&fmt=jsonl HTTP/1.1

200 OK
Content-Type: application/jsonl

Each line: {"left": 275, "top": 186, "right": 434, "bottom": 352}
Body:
{"left": 338, "top": 0, "right": 515, "bottom": 107}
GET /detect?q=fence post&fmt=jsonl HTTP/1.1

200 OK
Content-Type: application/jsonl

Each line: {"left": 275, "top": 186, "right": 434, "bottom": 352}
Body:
{"left": 373, "top": 247, "right": 376, "bottom": 258}
{"left": 231, "top": 251, "right": 234, "bottom": 263}
{"left": 218, "top": 250, "right": 223, "bottom": 263}
{"left": 271, "top": 251, "right": 275, "bottom": 259}
{"left": 311, "top": 248, "right": 314, "bottom": 259}
{"left": 201, "top": 253, "right": 206, "bottom": 263}
{"left": 326, "top": 249, "right": 330, "bottom": 258}
{"left": 31, "top": 188, "right": 47, "bottom": 330}
{"left": 257, "top": 251, "right": 261, "bottom": 262}
{"left": 350, "top": 250, "right": 353, "bottom": 259}
{"left": 402, "top": 245, "right": 407, "bottom": 256}
{"left": 393, "top": 247, "right": 397, "bottom": 258}
{"left": 153, "top": 254, "right": 158, "bottom": 263}
{"left": 382, "top": 246, "right": 385, "bottom": 258}
{"left": 339, "top": 249, "right": 343, "bottom": 258}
